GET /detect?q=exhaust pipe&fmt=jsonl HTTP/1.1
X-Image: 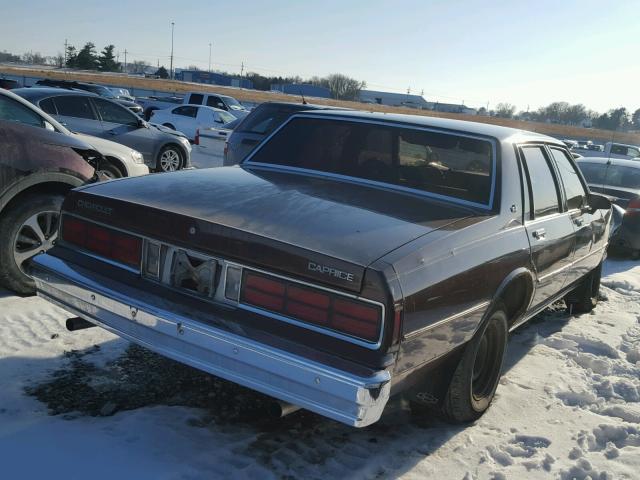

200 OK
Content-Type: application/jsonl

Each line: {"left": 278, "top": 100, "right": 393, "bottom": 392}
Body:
{"left": 267, "top": 400, "right": 301, "bottom": 418}
{"left": 66, "top": 317, "right": 96, "bottom": 331}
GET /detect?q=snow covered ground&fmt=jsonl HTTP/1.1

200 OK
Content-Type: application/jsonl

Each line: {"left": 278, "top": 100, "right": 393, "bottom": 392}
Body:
{"left": 0, "top": 258, "right": 639, "bottom": 479}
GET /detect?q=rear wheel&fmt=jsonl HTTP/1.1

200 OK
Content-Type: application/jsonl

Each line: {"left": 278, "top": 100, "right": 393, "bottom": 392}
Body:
{"left": 156, "top": 145, "right": 183, "bottom": 172}
{"left": 441, "top": 304, "right": 508, "bottom": 423}
{"left": 0, "top": 194, "right": 63, "bottom": 295}
{"left": 565, "top": 263, "right": 602, "bottom": 313}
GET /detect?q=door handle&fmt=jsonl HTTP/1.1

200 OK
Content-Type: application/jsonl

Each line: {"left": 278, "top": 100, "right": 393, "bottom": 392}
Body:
{"left": 532, "top": 228, "right": 546, "bottom": 240}
{"left": 574, "top": 217, "right": 584, "bottom": 226}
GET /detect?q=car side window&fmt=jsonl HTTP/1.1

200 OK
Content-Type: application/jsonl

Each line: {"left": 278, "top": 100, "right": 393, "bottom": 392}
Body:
{"left": 628, "top": 147, "right": 640, "bottom": 158}
{"left": 53, "top": 96, "right": 97, "bottom": 120}
{"left": 188, "top": 94, "right": 204, "bottom": 105}
{"left": 93, "top": 98, "right": 138, "bottom": 126}
{"left": 206, "top": 96, "right": 227, "bottom": 110}
{"left": 39, "top": 98, "right": 57, "bottom": 115}
{"left": 520, "top": 146, "right": 561, "bottom": 218}
{"left": 0, "top": 95, "right": 45, "bottom": 128}
{"left": 549, "top": 148, "right": 588, "bottom": 210}
{"left": 174, "top": 106, "right": 198, "bottom": 118}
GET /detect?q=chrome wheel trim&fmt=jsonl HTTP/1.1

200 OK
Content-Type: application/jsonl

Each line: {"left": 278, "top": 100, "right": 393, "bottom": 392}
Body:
{"left": 13, "top": 210, "right": 59, "bottom": 272}
{"left": 160, "top": 149, "right": 180, "bottom": 171}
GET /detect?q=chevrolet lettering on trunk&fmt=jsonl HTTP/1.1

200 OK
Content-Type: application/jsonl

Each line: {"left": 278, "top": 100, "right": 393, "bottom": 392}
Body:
{"left": 32, "top": 111, "right": 612, "bottom": 427}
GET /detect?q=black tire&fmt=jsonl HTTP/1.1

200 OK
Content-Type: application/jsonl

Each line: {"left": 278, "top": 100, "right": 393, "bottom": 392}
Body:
{"left": 97, "top": 161, "right": 123, "bottom": 180}
{"left": 156, "top": 145, "right": 184, "bottom": 172}
{"left": 565, "top": 263, "right": 602, "bottom": 313}
{"left": 442, "top": 304, "right": 508, "bottom": 423}
{"left": 0, "top": 193, "right": 63, "bottom": 295}
{"left": 162, "top": 123, "right": 176, "bottom": 130}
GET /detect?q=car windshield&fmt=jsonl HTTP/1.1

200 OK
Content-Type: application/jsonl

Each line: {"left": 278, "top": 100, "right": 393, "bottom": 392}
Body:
{"left": 223, "top": 97, "right": 242, "bottom": 108}
{"left": 89, "top": 85, "right": 115, "bottom": 98}
{"left": 247, "top": 117, "right": 495, "bottom": 207}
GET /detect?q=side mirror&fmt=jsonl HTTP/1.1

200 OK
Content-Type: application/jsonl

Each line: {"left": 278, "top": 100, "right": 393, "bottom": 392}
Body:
{"left": 137, "top": 118, "right": 148, "bottom": 129}
{"left": 587, "top": 192, "right": 612, "bottom": 213}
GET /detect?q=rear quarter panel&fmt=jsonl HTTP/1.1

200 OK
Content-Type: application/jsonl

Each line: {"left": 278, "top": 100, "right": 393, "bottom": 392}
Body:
{"left": 382, "top": 141, "right": 532, "bottom": 377}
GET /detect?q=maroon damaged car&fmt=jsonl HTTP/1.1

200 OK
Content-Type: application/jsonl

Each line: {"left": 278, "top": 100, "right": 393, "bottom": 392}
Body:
{"left": 0, "top": 89, "right": 102, "bottom": 295}
{"left": 31, "top": 111, "right": 611, "bottom": 427}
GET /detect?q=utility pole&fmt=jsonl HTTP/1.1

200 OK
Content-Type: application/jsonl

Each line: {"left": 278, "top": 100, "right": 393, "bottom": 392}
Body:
{"left": 170, "top": 21, "right": 175, "bottom": 79}
{"left": 63, "top": 39, "right": 68, "bottom": 67}
{"left": 124, "top": 49, "right": 128, "bottom": 74}
{"left": 208, "top": 42, "right": 212, "bottom": 73}
{"left": 240, "top": 61, "right": 244, "bottom": 78}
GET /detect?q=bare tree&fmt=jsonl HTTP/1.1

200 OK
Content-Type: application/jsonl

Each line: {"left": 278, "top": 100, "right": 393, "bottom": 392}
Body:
{"left": 325, "top": 73, "right": 366, "bottom": 100}
{"left": 495, "top": 103, "right": 516, "bottom": 118}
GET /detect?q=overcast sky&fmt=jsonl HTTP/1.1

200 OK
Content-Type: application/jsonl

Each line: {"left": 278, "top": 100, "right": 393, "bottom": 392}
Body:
{"left": 2, "top": 0, "right": 638, "bottom": 113}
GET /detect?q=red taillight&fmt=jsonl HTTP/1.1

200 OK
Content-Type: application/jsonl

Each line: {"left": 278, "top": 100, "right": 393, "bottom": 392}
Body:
{"left": 61, "top": 216, "right": 141, "bottom": 268}
{"left": 626, "top": 198, "right": 640, "bottom": 216}
{"left": 240, "top": 271, "right": 382, "bottom": 343}
{"left": 194, "top": 129, "right": 200, "bottom": 145}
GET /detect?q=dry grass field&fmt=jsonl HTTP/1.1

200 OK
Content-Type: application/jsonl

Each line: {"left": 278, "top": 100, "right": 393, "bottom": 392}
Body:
{"left": 3, "top": 65, "right": 639, "bottom": 145}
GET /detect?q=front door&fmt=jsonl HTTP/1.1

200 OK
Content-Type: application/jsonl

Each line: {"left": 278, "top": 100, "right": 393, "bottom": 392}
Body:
{"left": 520, "top": 145, "right": 576, "bottom": 309}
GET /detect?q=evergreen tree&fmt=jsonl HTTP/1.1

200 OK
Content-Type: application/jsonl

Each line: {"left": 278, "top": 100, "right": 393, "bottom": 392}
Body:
{"left": 155, "top": 66, "right": 169, "bottom": 79}
{"left": 98, "top": 44, "right": 119, "bottom": 72}
{"left": 76, "top": 42, "right": 98, "bottom": 70}
{"left": 65, "top": 45, "right": 77, "bottom": 68}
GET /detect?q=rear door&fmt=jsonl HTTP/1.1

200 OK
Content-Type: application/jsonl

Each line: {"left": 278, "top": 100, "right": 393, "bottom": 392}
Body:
{"left": 52, "top": 95, "right": 103, "bottom": 136}
{"left": 171, "top": 105, "right": 198, "bottom": 140}
{"left": 548, "top": 146, "right": 598, "bottom": 283}
{"left": 519, "top": 145, "right": 576, "bottom": 309}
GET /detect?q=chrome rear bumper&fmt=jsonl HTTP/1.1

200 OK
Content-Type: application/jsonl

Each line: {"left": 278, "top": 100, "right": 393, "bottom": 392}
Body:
{"left": 31, "top": 254, "right": 390, "bottom": 427}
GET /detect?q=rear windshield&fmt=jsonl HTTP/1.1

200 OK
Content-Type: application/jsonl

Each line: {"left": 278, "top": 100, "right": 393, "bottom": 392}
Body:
{"left": 247, "top": 117, "right": 495, "bottom": 207}
{"left": 237, "top": 104, "right": 305, "bottom": 135}
{"left": 579, "top": 162, "right": 640, "bottom": 189}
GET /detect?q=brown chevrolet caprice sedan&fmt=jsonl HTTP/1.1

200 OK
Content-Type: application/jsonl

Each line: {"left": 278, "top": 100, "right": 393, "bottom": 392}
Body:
{"left": 31, "top": 110, "right": 612, "bottom": 427}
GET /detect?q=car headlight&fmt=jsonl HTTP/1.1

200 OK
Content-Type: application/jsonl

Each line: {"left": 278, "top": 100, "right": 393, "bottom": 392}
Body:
{"left": 130, "top": 150, "right": 145, "bottom": 164}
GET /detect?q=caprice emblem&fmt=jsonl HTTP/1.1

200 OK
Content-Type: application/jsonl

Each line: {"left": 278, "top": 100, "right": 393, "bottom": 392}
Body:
{"left": 77, "top": 199, "right": 113, "bottom": 215}
{"left": 308, "top": 262, "right": 355, "bottom": 282}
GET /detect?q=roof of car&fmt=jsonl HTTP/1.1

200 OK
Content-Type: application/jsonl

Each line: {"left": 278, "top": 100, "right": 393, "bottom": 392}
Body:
{"left": 576, "top": 157, "right": 640, "bottom": 168}
{"left": 261, "top": 101, "right": 349, "bottom": 111}
{"left": 13, "top": 87, "right": 99, "bottom": 100}
{"left": 292, "top": 110, "right": 563, "bottom": 144}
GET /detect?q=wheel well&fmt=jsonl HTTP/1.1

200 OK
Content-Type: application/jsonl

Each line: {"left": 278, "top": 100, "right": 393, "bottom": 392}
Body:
{"left": 498, "top": 275, "right": 533, "bottom": 327}
{"left": 0, "top": 181, "right": 73, "bottom": 218}
{"left": 104, "top": 156, "right": 127, "bottom": 177}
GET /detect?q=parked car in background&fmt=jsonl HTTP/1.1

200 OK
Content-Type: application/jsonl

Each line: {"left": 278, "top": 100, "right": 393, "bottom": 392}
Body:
{"left": 1, "top": 88, "right": 148, "bottom": 179}
{"left": 0, "top": 89, "right": 102, "bottom": 294}
{"left": 562, "top": 139, "right": 578, "bottom": 149}
{"left": 576, "top": 140, "right": 592, "bottom": 150}
{"left": 137, "top": 91, "right": 250, "bottom": 121}
{"left": 223, "top": 102, "right": 349, "bottom": 165}
{"left": 107, "top": 87, "right": 135, "bottom": 102}
{"left": 0, "top": 78, "right": 20, "bottom": 90}
{"left": 587, "top": 144, "right": 603, "bottom": 152}
{"left": 191, "top": 118, "right": 240, "bottom": 168}
{"left": 577, "top": 157, "right": 640, "bottom": 257}
{"left": 150, "top": 104, "right": 236, "bottom": 141}
{"left": 579, "top": 141, "right": 640, "bottom": 160}
{"left": 36, "top": 79, "right": 143, "bottom": 115}
{"left": 32, "top": 111, "right": 611, "bottom": 428}
{"left": 15, "top": 88, "right": 192, "bottom": 172}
